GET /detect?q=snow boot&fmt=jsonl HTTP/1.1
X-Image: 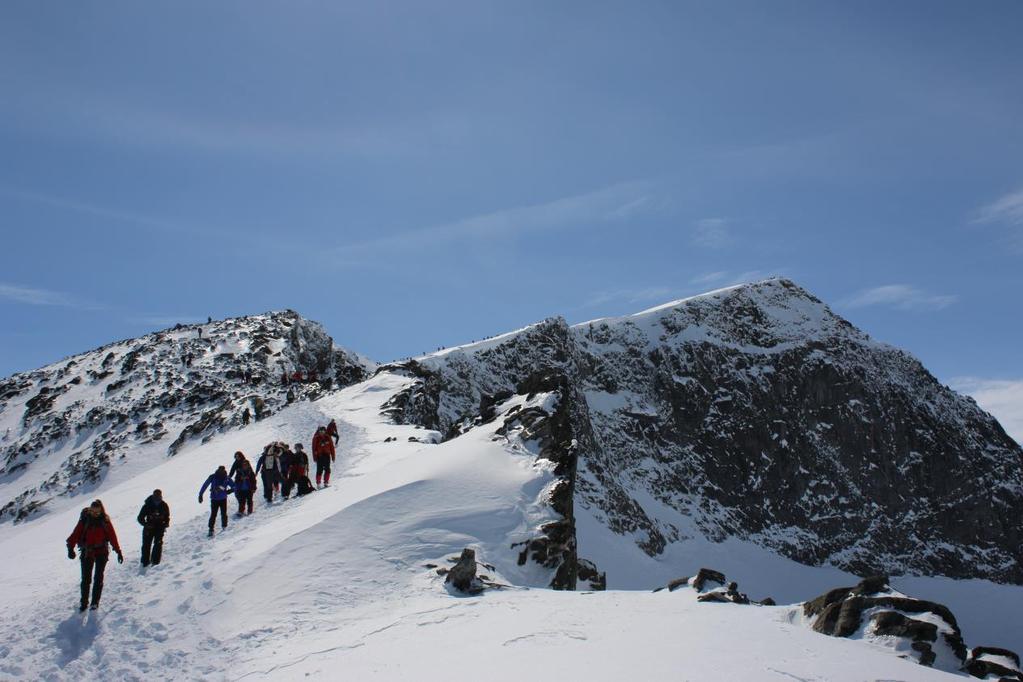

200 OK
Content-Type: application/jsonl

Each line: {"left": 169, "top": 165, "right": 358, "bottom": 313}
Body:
{"left": 208, "top": 527, "right": 214, "bottom": 538}
{"left": 79, "top": 600, "right": 88, "bottom": 612}
{"left": 90, "top": 602, "right": 99, "bottom": 611}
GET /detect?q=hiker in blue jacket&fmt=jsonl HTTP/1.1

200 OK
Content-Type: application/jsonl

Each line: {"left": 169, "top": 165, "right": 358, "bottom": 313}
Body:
{"left": 198, "top": 465, "right": 236, "bottom": 537}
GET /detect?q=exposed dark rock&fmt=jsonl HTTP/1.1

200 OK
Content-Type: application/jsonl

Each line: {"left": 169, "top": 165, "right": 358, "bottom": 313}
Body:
{"left": 693, "top": 568, "right": 727, "bottom": 592}
{"left": 805, "top": 578, "right": 967, "bottom": 667}
{"left": 445, "top": 548, "right": 481, "bottom": 593}
{"left": 964, "top": 647, "right": 1023, "bottom": 681}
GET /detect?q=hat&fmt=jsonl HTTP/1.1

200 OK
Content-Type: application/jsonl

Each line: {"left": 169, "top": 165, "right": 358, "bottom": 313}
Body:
{"left": 294, "top": 443, "right": 304, "bottom": 450}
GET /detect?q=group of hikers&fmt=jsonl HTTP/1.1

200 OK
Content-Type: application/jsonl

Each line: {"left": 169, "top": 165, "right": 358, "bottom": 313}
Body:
{"left": 64, "top": 419, "right": 339, "bottom": 612}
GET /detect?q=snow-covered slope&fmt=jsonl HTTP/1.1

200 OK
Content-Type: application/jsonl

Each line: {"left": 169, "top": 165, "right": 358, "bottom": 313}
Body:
{"left": 0, "top": 369, "right": 1019, "bottom": 680}
{"left": 0, "top": 311, "right": 374, "bottom": 522}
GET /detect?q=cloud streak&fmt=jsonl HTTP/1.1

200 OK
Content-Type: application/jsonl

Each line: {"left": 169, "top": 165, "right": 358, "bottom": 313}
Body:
{"left": 330, "top": 180, "right": 660, "bottom": 265}
{"left": 950, "top": 377, "right": 1023, "bottom": 444}
{"left": 0, "top": 282, "right": 103, "bottom": 310}
{"left": 974, "top": 188, "right": 1023, "bottom": 227}
{"left": 692, "top": 218, "right": 733, "bottom": 249}
{"left": 842, "top": 284, "right": 958, "bottom": 311}
{"left": 581, "top": 286, "right": 674, "bottom": 309}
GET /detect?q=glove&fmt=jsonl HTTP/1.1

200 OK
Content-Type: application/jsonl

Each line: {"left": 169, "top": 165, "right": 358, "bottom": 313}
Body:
{"left": 117, "top": 552, "right": 124, "bottom": 564}
{"left": 67, "top": 546, "right": 76, "bottom": 560}
{"left": 198, "top": 495, "right": 203, "bottom": 504}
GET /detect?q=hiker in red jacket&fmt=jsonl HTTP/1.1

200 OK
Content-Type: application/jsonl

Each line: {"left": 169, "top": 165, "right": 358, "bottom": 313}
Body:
{"left": 66, "top": 499, "right": 123, "bottom": 611}
{"left": 312, "top": 426, "right": 336, "bottom": 487}
{"left": 326, "top": 419, "right": 339, "bottom": 446}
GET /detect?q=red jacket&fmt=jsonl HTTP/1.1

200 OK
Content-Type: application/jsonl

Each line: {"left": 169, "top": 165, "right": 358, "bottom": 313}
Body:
{"left": 312, "top": 431, "right": 335, "bottom": 461}
{"left": 67, "top": 515, "right": 122, "bottom": 556}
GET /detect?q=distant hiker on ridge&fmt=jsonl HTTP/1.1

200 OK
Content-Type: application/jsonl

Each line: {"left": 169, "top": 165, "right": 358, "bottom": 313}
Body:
{"left": 66, "top": 499, "right": 123, "bottom": 611}
{"left": 312, "top": 426, "right": 336, "bottom": 488}
{"left": 137, "top": 489, "right": 170, "bottom": 567}
{"left": 199, "top": 465, "right": 236, "bottom": 537}
{"left": 229, "top": 451, "right": 257, "bottom": 516}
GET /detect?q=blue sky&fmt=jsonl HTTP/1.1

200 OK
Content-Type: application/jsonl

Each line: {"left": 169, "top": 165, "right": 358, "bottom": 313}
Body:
{"left": 1, "top": 2, "right": 1021, "bottom": 433}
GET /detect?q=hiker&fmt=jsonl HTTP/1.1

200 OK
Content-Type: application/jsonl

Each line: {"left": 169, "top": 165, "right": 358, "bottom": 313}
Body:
{"left": 136, "top": 489, "right": 170, "bottom": 567}
{"left": 198, "top": 465, "right": 236, "bottom": 537}
{"left": 312, "top": 426, "right": 336, "bottom": 487}
{"left": 288, "top": 443, "right": 315, "bottom": 496}
{"left": 279, "top": 443, "right": 295, "bottom": 499}
{"left": 255, "top": 443, "right": 282, "bottom": 504}
{"left": 66, "top": 500, "right": 123, "bottom": 611}
{"left": 326, "top": 419, "right": 339, "bottom": 446}
{"left": 229, "top": 451, "right": 257, "bottom": 515}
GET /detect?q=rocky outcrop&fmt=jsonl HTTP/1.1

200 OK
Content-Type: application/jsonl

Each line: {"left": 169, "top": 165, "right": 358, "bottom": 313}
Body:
{"left": 964, "top": 647, "right": 1023, "bottom": 680}
{"left": 445, "top": 548, "right": 481, "bottom": 593}
{"left": 0, "top": 311, "right": 374, "bottom": 522}
{"left": 804, "top": 576, "right": 966, "bottom": 669}
{"left": 657, "top": 567, "right": 772, "bottom": 606}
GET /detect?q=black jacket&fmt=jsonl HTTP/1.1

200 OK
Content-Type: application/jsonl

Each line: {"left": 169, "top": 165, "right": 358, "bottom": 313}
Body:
{"left": 137, "top": 495, "right": 171, "bottom": 530}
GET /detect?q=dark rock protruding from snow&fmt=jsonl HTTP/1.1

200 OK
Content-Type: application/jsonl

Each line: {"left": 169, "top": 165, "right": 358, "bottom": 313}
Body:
{"left": 964, "top": 646, "right": 1023, "bottom": 681}
{"left": 0, "top": 311, "right": 374, "bottom": 522}
{"left": 377, "top": 278, "right": 1023, "bottom": 585}
{"left": 658, "top": 568, "right": 771, "bottom": 606}
{"left": 445, "top": 548, "right": 480, "bottom": 593}
{"left": 804, "top": 577, "right": 967, "bottom": 668}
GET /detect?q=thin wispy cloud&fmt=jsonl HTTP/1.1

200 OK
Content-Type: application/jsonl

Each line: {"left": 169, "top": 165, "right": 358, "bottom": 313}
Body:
{"left": 842, "top": 284, "right": 958, "bottom": 311}
{"left": 127, "top": 315, "right": 205, "bottom": 329}
{"left": 689, "top": 271, "right": 729, "bottom": 286}
{"left": 974, "top": 188, "right": 1023, "bottom": 227}
{"left": 0, "top": 282, "right": 101, "bottom": 310}
{"left": 950, "top": 377, "right": 1023, "bottom": 444}
{"left": 331, "top": 180, "right": 659, "bottom": 265}
{"left": 692, "top": 218, "right": 734, "bottom": 249}
{"left": 581, "top": 286, "right": 674, "bottom": 309}
{"left": 689, "top": 270, "right": 777, "bottom": 290}
{"left": 0, "top": 184, "right": 213, "bottom": 237}
{"left": 973, "top": 187, "right": 1023, "bottom": 251}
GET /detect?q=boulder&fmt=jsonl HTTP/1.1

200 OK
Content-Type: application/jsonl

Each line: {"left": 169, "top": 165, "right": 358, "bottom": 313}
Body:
{"left": 445, "top": 548, "right": 481, "bottom": 594}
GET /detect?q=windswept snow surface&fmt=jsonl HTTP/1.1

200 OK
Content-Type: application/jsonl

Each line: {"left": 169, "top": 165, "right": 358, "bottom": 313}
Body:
{"left": 0, "top": 370, "right": 1020, "bottom": 680}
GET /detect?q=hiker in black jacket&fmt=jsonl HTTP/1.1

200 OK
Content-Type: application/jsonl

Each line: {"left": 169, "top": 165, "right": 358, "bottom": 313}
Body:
{"left": 137, "top": 489, "right": 170, "bottom": 567}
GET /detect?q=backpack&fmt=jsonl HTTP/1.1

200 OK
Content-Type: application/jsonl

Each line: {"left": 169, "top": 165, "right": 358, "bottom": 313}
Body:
{"left": 146, "top": 499, "right": 168, "bottom": 526}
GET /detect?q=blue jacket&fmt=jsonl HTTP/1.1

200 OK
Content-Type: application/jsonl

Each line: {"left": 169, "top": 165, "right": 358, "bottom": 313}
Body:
{"left": 199, "top": 473, "right": 235, "bottom": 501}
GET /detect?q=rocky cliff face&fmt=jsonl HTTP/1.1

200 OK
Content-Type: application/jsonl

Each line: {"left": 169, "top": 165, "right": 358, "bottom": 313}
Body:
{"left": 377, "top": 279, "right": 1023, "bottom": 584}
{"left": 0, "top": 311, "right": 374, "bottom": 522}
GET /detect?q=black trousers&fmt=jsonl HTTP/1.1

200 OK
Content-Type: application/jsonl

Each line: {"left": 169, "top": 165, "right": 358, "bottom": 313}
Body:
{"left": 80, "top": 553, "right": 108, "bottom": 606}
{"left": 141, "top": 527, "right": 165, "bottom": 566}
{"left": 315, "top": 458, "right": 330, "bottom": 478}
{"left": 235, "top": 489, "right": 254, "bottom": 513}
{"left": 261, "top": 471, "right": 277, "bottom": 502}
{"left": 208, "top": 499, "right": 228, "bottom": 529}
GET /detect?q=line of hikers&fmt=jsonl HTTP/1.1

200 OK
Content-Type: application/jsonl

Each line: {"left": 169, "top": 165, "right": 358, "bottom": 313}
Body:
{"left": 65, "top": 420, "right": 339, "bottom": 612}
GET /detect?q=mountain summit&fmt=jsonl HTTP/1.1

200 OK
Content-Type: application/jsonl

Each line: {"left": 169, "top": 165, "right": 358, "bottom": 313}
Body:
{"left": 0, "top": 310, "right": 373, "bottom": 521}
{"left": 381, "top": 278, "right": 1023, "bottom": 584}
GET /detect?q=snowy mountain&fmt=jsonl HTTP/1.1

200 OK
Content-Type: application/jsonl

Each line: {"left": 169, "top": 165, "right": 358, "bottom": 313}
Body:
{"left": 1, "top": 278, "right": 1021, "bottom": 681}
{"left": 381, "top": 278, "right": 1023, "bottom": 585}
{"left": 0, "top": 310, "right": 374, "bottom": 522}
